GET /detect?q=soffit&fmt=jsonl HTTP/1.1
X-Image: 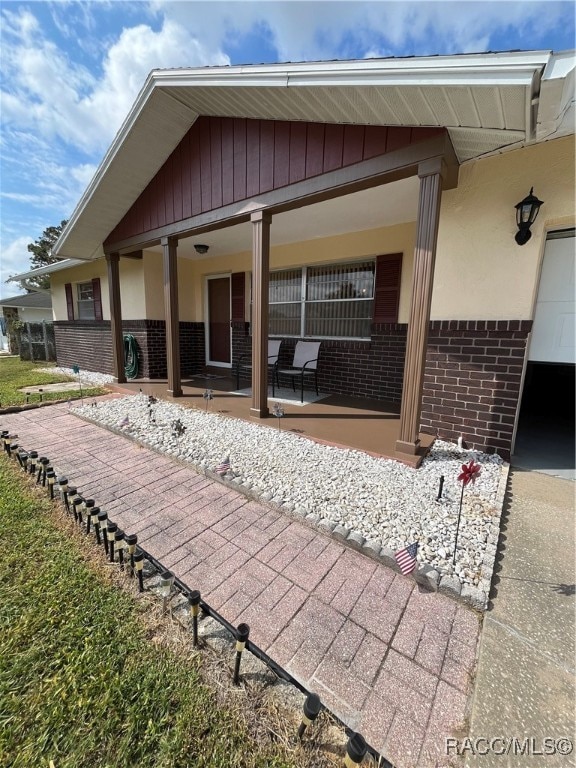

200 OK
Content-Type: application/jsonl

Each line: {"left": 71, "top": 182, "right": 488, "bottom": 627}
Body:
{"left": 55, "top": 51, "right": 572, "bottom": 261}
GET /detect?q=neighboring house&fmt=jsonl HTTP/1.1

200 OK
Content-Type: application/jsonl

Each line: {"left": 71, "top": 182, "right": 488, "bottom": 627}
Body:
{"left": 11, "top": 50, "right": 575, "bottom": 461}
{"left": 0, "top": 291, "right": 54, "bottom": 353}
{"left": 0, "top": 290, "right": 53, "bottom": 323}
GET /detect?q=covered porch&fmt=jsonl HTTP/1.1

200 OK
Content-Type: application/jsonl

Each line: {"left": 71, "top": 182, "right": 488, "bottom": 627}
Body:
{"left": 109, "top": 370, "right": 435, "bottom": 467}
{"left": 102, "top": 123, "right": 457, "bottom": 464}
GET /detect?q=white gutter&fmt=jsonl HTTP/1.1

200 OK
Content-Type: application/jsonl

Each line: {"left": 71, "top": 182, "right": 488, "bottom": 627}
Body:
{"left": 8, "top": 258, "right": 85, "bottom": 282}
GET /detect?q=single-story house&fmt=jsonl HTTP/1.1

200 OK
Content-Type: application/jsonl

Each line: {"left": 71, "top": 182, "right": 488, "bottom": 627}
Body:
{"left": 11, "top": 49, "right": 575, "bottom": 461}
{"left": 0, "top": 291, "right": 54, "bottom": 353}
{"left": 0, "top": 290, "right": 53, "bottom": 323}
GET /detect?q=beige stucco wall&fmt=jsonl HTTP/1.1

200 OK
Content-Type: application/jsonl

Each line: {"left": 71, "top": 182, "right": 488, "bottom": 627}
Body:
{"left": 142, "top": 252, "right": 197, "bottom": 321}
{"left": 187, "top": 221, "right": 417, "bottom": 323}
{"left": 433, "top": 136, "right": 575, "bottom": 320}
{"left": 51, "top": 258, "right": 146, "bottom": 320}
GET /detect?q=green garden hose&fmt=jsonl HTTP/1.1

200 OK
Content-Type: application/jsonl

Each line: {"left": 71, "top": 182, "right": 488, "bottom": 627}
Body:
{"left": 123, "top": 334, "right": 139, "bottom": 379}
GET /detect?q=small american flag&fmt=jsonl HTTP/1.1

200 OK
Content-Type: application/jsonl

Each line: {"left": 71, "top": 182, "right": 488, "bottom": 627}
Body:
{"left": 395, "top": 542, "right": 419, "bottom": 575}
{"left": 119, "top": 415, "right": 129, "bottom": 428}
{"left": 215, "top": 456, "right": 230, "bottom": 474}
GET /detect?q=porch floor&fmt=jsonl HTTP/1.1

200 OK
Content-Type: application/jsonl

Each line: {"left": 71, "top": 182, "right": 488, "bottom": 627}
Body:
{"left": 109, "top": 371, "right": 434, "bottom": 467}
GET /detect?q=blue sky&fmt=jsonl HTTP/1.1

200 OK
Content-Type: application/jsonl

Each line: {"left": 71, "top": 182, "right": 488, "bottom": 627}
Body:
{"left": 1, "top": 0, "right": 574, "bottom": 298}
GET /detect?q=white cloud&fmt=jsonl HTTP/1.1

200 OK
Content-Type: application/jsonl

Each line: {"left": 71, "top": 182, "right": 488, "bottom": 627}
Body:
{"left": 0, "top": 235, "right": 35, "bottom": 297}
{"left": 1, "top": 6, "right": 230, "bottom": 154}
{"left": 83, "top": 20, "right": 229, "bottom": 142}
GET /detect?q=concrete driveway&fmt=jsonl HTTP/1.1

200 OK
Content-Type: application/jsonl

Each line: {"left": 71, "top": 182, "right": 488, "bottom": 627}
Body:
{"left": 467, "top": 469, "right": 575, "bottom": 767}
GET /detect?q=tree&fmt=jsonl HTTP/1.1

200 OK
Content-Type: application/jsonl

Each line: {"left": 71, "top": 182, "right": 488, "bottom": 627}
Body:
{"left": 24, "top": 220, "right": 68, "bottom": 291}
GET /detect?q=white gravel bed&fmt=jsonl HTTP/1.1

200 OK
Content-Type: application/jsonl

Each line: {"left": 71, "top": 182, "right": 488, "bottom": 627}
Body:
{"left": 39, "top": 366, "right": 115, "bottom": 386}
{"left": 74, "top": 393, "right": 505, "bottom": 595}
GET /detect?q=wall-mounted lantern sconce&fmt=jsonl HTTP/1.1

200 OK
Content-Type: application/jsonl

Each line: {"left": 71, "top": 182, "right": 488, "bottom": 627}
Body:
{"left": 515, "top": 188, "right": 544, "bottom": 245}
{"left": 194, "top": 243, "right": 209, "bottom": 255}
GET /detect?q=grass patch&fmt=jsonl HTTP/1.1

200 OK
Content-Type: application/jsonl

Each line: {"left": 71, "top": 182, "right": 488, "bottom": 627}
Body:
{"left": 0, "top": 358, "right": 105, "bottom": 407}
{"left": 0, "top": 457, "right": 309, "bottom": 768}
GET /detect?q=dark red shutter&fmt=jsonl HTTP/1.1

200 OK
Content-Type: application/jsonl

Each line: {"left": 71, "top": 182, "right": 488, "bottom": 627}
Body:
{"left": 231, "top": 272, "right": 245, "bottom": 322}
{"left": 65, "top": 283, "right": 74, "bottom": 321}
{"left": 373, "top": 253, "right": 402, "bottom": 323}
{"left": 92, "top": 277, "right": 103, "bottom": 321}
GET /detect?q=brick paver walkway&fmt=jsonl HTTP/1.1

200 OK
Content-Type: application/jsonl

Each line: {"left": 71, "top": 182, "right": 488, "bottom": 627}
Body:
{"left": 3, "top": 403, "right": 480, "bottom": 768}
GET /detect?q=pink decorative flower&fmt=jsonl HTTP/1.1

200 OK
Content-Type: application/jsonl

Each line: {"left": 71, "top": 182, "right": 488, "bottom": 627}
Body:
{"left": 458, "top": 459, "right": 481, "bottom": 486}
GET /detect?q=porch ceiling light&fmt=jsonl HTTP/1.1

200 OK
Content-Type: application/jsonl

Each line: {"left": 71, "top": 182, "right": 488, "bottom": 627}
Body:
{"left": 194, "top": 243, "right": 209, "bottom": 255}
{"left": 515, "top": 188, "right": 543, "bottom": 245}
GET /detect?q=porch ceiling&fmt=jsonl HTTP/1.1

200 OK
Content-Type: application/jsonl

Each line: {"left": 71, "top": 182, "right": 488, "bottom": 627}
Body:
{"left": 146, "top": 175, "right": 420, "bottom": 260}
{"left": 53, "top": 50, "right": 574, "bottom": 263}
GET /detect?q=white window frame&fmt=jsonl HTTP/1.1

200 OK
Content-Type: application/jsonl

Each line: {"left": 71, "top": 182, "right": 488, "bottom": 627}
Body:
{"left": 76, "top": 281, "right": 95, "bottom": 320}
{"left": 268, "top": 259, "right": 376, "bottom": 341}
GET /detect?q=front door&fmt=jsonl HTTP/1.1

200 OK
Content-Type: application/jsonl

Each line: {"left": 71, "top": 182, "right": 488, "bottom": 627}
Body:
{"left": 206, "top": 276, "right": 231, "bottom": 366}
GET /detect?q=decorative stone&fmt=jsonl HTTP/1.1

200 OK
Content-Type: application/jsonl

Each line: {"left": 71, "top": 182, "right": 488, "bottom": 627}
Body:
{"left": 414, "top": 564, "right": 440, "bottom": 591}
{"left": 439, "top": 575, "right": 462, "bottom": 598}
{"left": 72, "top": 393, "right": 506, "bottom": 606}
{"left": 362, "top": 539, "right": 382, "bottom": 560}
{"left": 378, "top": 546, "right": 398, "bottom": 570}
{"left": 346, "top": 530, "right": 365, "bottom": 551}
{"left": 460, "top": 584, "right": 487, "bottom": 611}
{"left": 332, "top": 524, "right": 351, "bottom": 542}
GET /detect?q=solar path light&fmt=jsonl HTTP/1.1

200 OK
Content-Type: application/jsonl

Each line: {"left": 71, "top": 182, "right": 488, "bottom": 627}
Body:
{"left": 115, "top": 529, "right": 125, "bottom": 569}
{"left": 97, "top": 511, "right": 108, "bottom": 553}
{"left": 46, "top": 469, "right": 56, "bottom": 499}
{"left": 107, "top": 522, "right": 118, "bottom": 563}
{"left": 58, "top": 476, "right": 69, "bottom": 511}
{"left": 188, "top": 590, "right": 201, "bottom": 647}
{"left": 159, "top": 570, "right": 175, "bottom": 613}
{"left": 28, "top": 451, "right": 38, "bottom": 475}
{"left": 134, "top": 550, "right": 145, "bottom": 592}
{"left": 233, "top": 623, "right": 250, "bottom": 685}
{"left": 345, "top": 732, "right": 368, "bottom": 766}
{"left": 84, "top": 499, "right": 95, "bottom": 533}
{"left": 125, "top": 534, "right": 138, "bottom": 576}
{"left": 298, "top": 692, "right": 322, "bottom": 740}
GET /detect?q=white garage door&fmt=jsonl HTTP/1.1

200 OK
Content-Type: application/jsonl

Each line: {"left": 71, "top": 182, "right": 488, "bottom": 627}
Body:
{"left": 529, "top": 229, "right": 575, "bottom": 364}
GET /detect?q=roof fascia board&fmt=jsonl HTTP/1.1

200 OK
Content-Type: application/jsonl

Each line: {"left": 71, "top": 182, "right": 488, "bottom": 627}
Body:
{"left": 152, "top": 50, "right": 552, "bottom": 78}
{"left": 152, "top": 67, "right": 546, "bottom": 91}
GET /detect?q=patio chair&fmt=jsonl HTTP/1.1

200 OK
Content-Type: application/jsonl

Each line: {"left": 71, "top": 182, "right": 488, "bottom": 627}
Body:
{"left": 273, "top": 341, "right": 321, "bottom": 403}
{"left": 235, "top": 339, "right": 281, "bottom": 390}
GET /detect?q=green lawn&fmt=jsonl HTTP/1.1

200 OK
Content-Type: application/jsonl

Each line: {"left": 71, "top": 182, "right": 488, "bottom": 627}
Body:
{"left": 0, "top": 457, "right": 306, "bottom": 768}
{"left": 0, "top": 357, "right": 105, "bottom": 407}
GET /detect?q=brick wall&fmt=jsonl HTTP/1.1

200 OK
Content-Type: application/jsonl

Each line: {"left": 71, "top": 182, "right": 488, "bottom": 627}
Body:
{"left": 421, "top": 320, "right": 531, "bottom": 460}
{"left": 54, "top": 320, "right": 205, "bottom": 379}
{"left": 55, "top": 318, "right": 529, "bottom": 459}
{"left": 272, "top": 325, "right": 407, "bottom": 402}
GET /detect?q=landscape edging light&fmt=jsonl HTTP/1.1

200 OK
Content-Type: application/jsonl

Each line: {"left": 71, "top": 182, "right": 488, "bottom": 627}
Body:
{"left": 188, "top": 590, "right": 201, "bottom": 647}
{"left": 233, "top": 623, "right": 250, "bottom": 685}
{"left": 97, "top": 511, "right": 108, "bottom": 552}
{"left": 107, "top": 521, "right": 118, "bottom": 562}
{"left": 298, "top": 692, "right": 322, "bottom": 740}
{"left": 134, "top": 550, "right": 145, "bottom": 592}
{"left": 115, "top": 529, "right": 125, "bottom": 569}
{"left": 345, "top": 732, "right": 368, "bottom": 767}
{"left": 125, "top": 534, "right": 138, "bottom": 576}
